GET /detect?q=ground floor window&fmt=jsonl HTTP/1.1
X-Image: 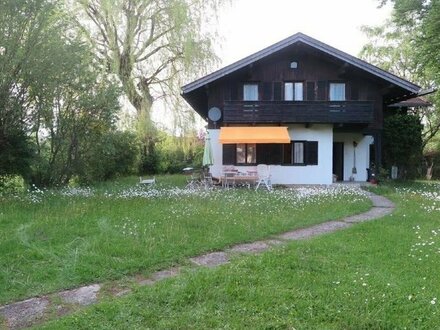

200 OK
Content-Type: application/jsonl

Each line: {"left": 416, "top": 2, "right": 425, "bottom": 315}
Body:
{"left": 223, "top": 141, "right": 318, "bottom": 166}
{"left": 236, "top": 143, "right": 256, "bottom": 164}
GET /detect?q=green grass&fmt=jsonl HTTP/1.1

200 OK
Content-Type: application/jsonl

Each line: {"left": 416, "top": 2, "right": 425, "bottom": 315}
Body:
{"left": 37, "top": 181, "right": 440, "bottom": 329}
{"left": 0, "top": 176, "right": 370, "bottom": 305}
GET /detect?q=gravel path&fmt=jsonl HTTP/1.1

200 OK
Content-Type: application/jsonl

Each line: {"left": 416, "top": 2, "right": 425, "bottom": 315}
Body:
{"left": 0, "top": 189, "right": 394, "bottom": 329}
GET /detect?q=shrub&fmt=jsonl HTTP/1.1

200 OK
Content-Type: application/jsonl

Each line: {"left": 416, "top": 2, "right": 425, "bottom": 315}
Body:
{"left": 383, "top": 113, "right": 423, "bottom": 179}
{"left": 78, "top": 131, "right": 140, "bottom": 183}
{"left": 0, "top": 175, "right": 25, "bottom": 195}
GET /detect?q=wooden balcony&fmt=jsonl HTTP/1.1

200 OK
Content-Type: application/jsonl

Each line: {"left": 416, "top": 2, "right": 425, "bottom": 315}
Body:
{"left": 222, "top": 101, "right": 374, "bottom": 124}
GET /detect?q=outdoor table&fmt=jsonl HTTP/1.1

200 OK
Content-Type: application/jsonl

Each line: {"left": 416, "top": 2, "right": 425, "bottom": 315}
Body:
{"left": 221, "top": 172, "right": 257, "bottom": 188}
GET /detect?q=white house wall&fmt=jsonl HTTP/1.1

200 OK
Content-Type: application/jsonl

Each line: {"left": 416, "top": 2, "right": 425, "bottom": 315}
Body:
{"left": 333, "top": 133, "right": 373, "bottom": 182}
{"left": 208, "top": 124, "right": 334, "bottom": 185}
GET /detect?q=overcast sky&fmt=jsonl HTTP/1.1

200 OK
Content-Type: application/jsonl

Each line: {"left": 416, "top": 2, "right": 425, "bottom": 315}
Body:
{"left": 214, "top": 0, "right": 392, "bottom": 66}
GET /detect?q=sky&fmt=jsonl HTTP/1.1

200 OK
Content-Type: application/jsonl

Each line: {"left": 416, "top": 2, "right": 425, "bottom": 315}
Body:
{"left": 213, "top": 0, "right": 392, "bottom": 67}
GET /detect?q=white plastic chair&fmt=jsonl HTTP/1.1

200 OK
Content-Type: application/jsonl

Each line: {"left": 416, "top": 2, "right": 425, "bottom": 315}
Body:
{"left": 203, "top": 172, "right": 214, "bottom": 189}
{"left": 255, "top": 164, "right": 272, "bottom": 191}
{"left": 139, "top": 176, "right": 156, "bottom": 185}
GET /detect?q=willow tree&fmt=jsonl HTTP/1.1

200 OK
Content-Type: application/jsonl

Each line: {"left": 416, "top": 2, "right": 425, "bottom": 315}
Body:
{"left": 72, "top": 0, "right": 224, "bottom": 143}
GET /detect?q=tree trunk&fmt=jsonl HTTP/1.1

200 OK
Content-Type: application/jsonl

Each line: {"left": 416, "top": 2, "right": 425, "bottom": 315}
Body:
{"left": 425, "top": 157, "right": 434, "bottom": 180}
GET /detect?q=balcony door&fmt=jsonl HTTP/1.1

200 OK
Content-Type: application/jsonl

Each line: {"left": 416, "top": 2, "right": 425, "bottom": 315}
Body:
{"left": 333, "top": 142, "right": 344, "bottom": 181}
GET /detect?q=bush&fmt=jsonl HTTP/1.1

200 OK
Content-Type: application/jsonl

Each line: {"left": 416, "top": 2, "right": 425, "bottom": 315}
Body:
{"left": 0, "top": 175, "right": 25, "bottom": 195}
{"left": 78, "top": 131, "right": 140, "bottom": 183}
{"left": 383, "top": 114, "right": 423, "bottom": 179}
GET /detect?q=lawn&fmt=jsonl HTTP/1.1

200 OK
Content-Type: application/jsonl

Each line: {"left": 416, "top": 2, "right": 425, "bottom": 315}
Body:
{"left": 0, "top": 176, "right": 370, "bottom": 305}
{"left": 36, "top": 181, "right": 440, "bottom": 329}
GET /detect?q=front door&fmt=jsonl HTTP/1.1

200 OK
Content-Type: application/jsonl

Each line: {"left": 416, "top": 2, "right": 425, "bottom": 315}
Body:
{"left": 333, "top": 142, "right": 344, "bottom": 181}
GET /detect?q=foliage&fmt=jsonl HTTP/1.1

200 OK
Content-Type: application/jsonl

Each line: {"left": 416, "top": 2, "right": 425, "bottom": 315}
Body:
{"left": 0, "top": 180, "right": 370, "bottom": 305}
{"left": 78, "top": 131, "right": 141, "bottom": 184}
{"left": 0, "top": 0, "right": 142, "bottom": 187}
{"left": 383, "top": 113, "right": 423, "bottom": 178}
{"left": 361, "top": 2, "right": 440, "bottom": 178}
{"left": 139, "top": 130, "right": 204, "bottom": 174}
{"left": 0, "top": 129, "right": 34, "bottom": 177}
{"left": 0, "top": 0, "right": 56, "bottom": 177}
{"left": 72, "top": 0, "right": 226, "bottom": 149}
{"left": 0, "top": 175, "right": 25, "bottom": 195}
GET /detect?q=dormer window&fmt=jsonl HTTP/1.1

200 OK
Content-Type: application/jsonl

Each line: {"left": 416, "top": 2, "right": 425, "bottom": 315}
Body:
{"left": 243, "top": 84, "right": 259, "bottom": 101}
{"left": 284, "top": 82, "right": 303, "bottom": 101}
{"left": 329, "top": 83, "right": 346, "bottom": 101}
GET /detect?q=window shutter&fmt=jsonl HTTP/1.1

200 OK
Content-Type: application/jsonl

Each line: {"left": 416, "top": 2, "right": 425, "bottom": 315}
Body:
{"left": 230, "top": 84, "right": 238, "bottom": 100}
{"left": 282, "top": 143, "right": 292, "bottom": 164}
{"left": 224, "top": 86, "right": 231, "bottom": 101}
{"left": 305, "top": 141, "right": 318, "bottom": 165}
{"left": 351, "top": 84, "right": 359, "bottom": 100}
{"left": 223, "top": 144, "right": 236, "bottom": 165}
{"left": 262, "top": 82, "right": 272, "bottom": 101}
{"left": 317, "top": 81, "right": 326, "bottom": 100}
{"left": 273, "top": 82, "right": 282, "bottom": 101}
{"left": 306, "top": 82, "right": 315, "bottom": 101}
{"left": 257, "top": 144, "right": 282, "bottom": 164}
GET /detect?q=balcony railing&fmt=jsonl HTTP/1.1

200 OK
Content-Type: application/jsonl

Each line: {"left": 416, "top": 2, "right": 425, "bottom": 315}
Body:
{"left": 222, "top": 101, "right": 374, "bottom": 124}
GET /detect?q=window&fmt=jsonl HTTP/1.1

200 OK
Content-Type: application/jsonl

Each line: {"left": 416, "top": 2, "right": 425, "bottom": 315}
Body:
{"left": 243, "top": 84, "right": 258, "bottom": 101}
{"left": 293, "top": 142, "right": 305, "bottom": 164}
{"left": 223, "top": 142, "right": 317, "bottom": 166}
{"left": 236, "top": 143, "right": 256, "bottom": 164}
{"left": 223, "top": 144, "right": 236, "bottom": 165}
{"left": 329, "top": 83, "right": 346, "bottom": 101}
{"left": 257, "top": 144, "right": 283, "bottom": 164}
{"left": 306, "top": 82, "right": 315, "bottom": 101}
{"left": 284, "top": 82, "right": 303, "bottom": 101}
{"left": 291, "top": 141, "right": 319, "bottom": 166}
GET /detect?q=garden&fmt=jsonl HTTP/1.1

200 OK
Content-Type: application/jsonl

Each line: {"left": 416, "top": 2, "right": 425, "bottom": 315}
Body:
{"left": 32, "top": 180, "right": 440, "bottom": 329}
{"left": 0, "top": 176, "right": 370, "bottom": 306}
{"left": 2, "top": 176, "right": 440, "bottom": 328}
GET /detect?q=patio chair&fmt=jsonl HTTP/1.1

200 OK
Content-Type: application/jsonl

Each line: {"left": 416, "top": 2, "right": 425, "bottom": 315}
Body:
{"left": 255, "top": 164, "right": 272, "bottom": 191}
{"left": 203, "top": 172, "right": 214, "bottom": 189}
{"left": 140, "top": 176, "right": 156, "bottom": 185}
{"left": 223, "top": 171, "right": 236, "bottom": 189}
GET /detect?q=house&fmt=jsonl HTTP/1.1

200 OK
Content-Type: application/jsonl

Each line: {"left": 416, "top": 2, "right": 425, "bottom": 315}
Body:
{"left": 181, "top": 32, "right": 423, "bottom": 185}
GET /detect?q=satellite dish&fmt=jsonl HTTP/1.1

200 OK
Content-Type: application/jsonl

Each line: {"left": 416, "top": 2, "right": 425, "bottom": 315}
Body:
{"left": 208, "top": 107, "right": 221, "bottom": 122}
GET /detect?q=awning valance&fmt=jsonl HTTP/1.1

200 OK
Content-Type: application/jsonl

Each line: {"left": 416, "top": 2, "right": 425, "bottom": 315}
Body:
{"left": 219, "top": 127, "right": 290, "bottom": 144}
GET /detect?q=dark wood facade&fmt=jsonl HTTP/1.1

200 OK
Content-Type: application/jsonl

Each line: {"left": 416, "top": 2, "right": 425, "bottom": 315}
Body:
{"left": 204, "top": 44, "right": 386, "bottom": 130}
{"left": 182, "top": 33, "right": 422, "bottom": 168}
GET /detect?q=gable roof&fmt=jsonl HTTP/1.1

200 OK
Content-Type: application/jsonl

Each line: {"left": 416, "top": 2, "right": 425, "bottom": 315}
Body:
{"left": 182, "top": 32, "right": 421, "bottom": 95}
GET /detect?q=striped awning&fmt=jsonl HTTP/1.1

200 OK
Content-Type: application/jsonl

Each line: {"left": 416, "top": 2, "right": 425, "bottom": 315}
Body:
{"left": 219, "top": 127, "right": 290, "bottom": 144}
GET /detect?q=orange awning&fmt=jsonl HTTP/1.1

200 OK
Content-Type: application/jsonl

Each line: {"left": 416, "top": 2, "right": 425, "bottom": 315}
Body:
{"left": 219, "top": 127, "right": 290, "bottom": 144}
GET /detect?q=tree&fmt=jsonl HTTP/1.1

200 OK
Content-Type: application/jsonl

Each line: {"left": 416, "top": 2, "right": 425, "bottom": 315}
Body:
{"left": 0, "top": 0, "right": 56, "bottom": 177}
{"left": 71, "top": 0, "right": 225, "bottom": 135}
{"left": 0, "top": 0, "right": 134, "bottom": 186}
{"left": 383, "top": 114, "right": 423, "bottom": 179}
{"left": 361, "top": 2, "right": 440, "bottom": 178}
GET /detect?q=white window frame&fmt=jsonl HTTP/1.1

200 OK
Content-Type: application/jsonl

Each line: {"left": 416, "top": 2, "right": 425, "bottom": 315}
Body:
{"left": 243, "top": 84, "right": 259, "bottom": 101}
{"left": 329, "top": 83, "right": 346, "bottom": 101}
{"left": 236, "top": 143, "right": 256, "bottom": 164}
{"left": 284, "top": 82, "right": 304, "bottom": 101}
{"left": 293, "top": 142, "right": 305, "bottom": 164}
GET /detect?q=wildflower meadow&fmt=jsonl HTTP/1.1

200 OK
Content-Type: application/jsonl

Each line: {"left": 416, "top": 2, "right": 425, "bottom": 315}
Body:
{"left": 0, "top": 176, "right": 370, "bottom": 305}
{"left": 37, "top": 180, "right": 440, "bottom": 329}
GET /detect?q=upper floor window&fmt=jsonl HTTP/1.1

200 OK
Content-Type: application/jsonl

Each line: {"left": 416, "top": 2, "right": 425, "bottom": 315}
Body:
{"left": 329, "top": 83, "right": 345, "bottom": 101}
{"left": 243, "top": 84, "right": 259, "bottom": 101}
{"left": 284, "top": 82, "right": 303, "bottom": 101}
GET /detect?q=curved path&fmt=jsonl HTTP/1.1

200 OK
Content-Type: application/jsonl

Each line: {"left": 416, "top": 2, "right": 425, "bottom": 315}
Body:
{"left": 0, "top": 190, "right": 394, "bottom": 329}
